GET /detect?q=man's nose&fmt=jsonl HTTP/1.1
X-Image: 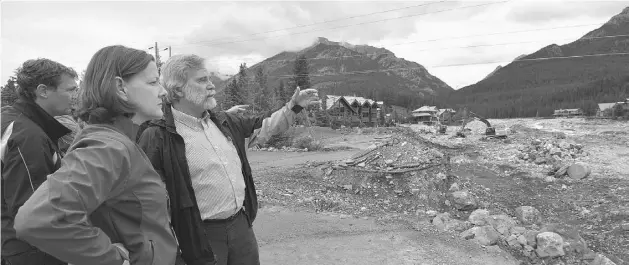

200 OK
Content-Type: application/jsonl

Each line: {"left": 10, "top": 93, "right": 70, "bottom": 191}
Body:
{"left": 207, "top": 81, "right": 215, "bottom": 90}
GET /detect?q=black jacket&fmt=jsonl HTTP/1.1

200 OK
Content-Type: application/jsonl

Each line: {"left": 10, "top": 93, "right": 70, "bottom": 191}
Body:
{"left": 1, "top": 98, "right": 70, "bottom": 258}
{"left": 137, "top": 104, "right": 302, "bottom": 265}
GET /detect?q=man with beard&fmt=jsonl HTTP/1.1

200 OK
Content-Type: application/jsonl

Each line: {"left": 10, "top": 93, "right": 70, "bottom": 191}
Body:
{"left": 137, "top": 54, "right": 318, "bottom": 265}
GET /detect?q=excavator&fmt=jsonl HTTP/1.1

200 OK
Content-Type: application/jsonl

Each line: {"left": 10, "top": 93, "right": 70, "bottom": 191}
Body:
{"left": 455, "top": 110, "right": 506, "bottom": 139}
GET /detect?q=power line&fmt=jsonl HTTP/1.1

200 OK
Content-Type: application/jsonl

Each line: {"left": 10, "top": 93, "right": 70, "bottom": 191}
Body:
{"left": 172, "top": 1, "right": 510, "bottom": 48}
{"left": 178, "top": 1, "right": 447, "bottom": 47}
{"left": 202, "top": 31, "right": 624, "bottom": 65}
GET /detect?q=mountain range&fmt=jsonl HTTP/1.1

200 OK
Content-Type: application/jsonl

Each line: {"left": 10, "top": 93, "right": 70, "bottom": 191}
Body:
{"left": 448, "top": 6, "right": 629, "bottom": 117}
{"left": 216, "top": 37, "right": 453, "bottom": 109}
{"left": 216, "top": 6, "right": 629, "bottom": 118}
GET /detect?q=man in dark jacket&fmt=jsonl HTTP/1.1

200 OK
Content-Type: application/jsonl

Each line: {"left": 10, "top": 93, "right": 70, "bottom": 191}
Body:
{"left": 1, "top": 58, "right": 78, "bottom": 265}
{"left": 137, "top": 54, "right": 318, "bottom": 265}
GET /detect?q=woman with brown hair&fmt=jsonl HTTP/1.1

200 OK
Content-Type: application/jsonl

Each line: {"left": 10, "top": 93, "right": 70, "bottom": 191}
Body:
{"left": 14, "top": 45, "right": 178, "bottom": 265}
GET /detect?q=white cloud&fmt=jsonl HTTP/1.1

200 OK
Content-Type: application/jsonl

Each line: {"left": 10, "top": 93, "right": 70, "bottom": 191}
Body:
{"left": 1, "top": 0, "right": 627, "bottom": 90}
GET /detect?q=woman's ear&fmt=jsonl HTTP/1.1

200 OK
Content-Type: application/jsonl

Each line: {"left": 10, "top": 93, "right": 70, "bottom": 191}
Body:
{"left": 115, "top": 77, "right": 129, "bottom": 101}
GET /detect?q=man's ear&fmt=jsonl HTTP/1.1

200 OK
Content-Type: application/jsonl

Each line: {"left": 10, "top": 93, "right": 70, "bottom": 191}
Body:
{"left": 174, "top": 86, "right": 184, "bottom": 98}
{"left": 115, "top": 77, "right": 129, "bottom": 101}
{"left": 35, "top": 84, "right": 48, "bottom": 99}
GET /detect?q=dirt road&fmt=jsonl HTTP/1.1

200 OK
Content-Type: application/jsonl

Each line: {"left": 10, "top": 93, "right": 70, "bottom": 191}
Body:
{"left": 249, "top": 149, "right": 519, "bottom": 265}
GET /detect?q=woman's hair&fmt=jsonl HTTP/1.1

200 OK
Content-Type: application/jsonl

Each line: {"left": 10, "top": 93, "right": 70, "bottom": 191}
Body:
{"left": 77, "top": 45, "right": 154, "bottom": 124}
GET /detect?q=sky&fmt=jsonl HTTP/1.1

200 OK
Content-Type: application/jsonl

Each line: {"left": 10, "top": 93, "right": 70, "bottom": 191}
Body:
{"left": 1, "top": 0, "right": 627, "bottom": 90}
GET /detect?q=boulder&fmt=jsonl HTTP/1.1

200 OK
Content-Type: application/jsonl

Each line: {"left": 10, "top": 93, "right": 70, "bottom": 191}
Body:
{"left": 432, "top": 213, "right": 471, "bottom": 232}
{"left": 540, "top": 223, "right": 588, "bottom": 254}
{"left": 488, "top": 214, "right": 517, "bottom": 235}
{"left": 510, "top": 226, "right": 526, "bottom": 235}
{"left": 590, "top": 254, "right": 617, "bottom": 265}
{"left": 567, "top": 163, "right": 591, "bottom": 180}
{"left": 555, "top": 164, "right": 570, "bottom": 178}
{"left": 515, "top": 206, "right": 542, "bottom": 225}
{"left": 524, "top": 230, "right": 540, "bottom": 247}
{"left": 450, "top": 190, "right": 478, "bottom": 211}
{"left": 468, "top": 209, "right": 491, "bottom": 226}
{"left": 506, "top": 235, "right": 521, "bottom": 247}
{"left": 460, "top": 225, "right": 501, "bottom": 246}
{"left": 536, "top": 232, "right": 565, "bottom": 257}
{"left": 449, "top": 182, "right": 460, "bottom": 192}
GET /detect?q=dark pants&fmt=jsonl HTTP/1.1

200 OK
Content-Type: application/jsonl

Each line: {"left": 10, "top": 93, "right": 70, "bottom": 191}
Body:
{"left": 1, "top": 248, "right": 65, "bottom": 265}
{"left": 202, "top": 210, "right": 260, "bottom": 265}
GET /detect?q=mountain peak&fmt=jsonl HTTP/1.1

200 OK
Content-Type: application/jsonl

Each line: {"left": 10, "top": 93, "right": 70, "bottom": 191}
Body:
{"left": 314, "top": 37, "right": 356, "bottom": 49}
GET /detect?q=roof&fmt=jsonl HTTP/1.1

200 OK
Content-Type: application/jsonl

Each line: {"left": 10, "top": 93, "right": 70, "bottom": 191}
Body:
{"left": 412, "top": 106, "right": 438, "bottom": 113}
{"left": 437, "top": 108, "right": 456, "bottom": 115}
{"left": 598, "top": 103, "right": 616, "bottom": 111}
{"left": 412, "top": 113, "right": 434, "bottom": 117}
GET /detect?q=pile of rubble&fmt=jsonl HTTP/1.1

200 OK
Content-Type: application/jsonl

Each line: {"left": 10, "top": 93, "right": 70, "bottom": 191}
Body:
{"left": 517, "top": 138, "right": 588, "bottom": 164}
{"left": 335, "top": 134, "right": 445, "bottom": 173}
{"left": 254, "top": 146, "right": 310, "bottom": 152}
{"left": 430, "top": 203, "right": 617, "bottom": 264}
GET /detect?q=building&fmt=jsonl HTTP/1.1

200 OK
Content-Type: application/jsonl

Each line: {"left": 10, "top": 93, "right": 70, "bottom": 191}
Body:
{"left": 411, "top": 106, "right": 438, "bottom": 124}
{"left": 596, "top": 98, "right": 629, "bottom": 117}
{"left": 323, "top": 95, "right": 380, "bottom": 126}
{"left": 597, "top": 103, "right": 617, "bottom": 117}
{"left": 552, "top": 108, "right": 583, "bottom": 117}
{"left": 437, "top": 108, "right": 456, "bottom": 123}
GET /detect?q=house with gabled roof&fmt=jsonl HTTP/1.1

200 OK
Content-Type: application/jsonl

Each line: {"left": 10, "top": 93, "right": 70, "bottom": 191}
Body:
{"left": 411, "top": 106, "right": 438, "bottom": 123}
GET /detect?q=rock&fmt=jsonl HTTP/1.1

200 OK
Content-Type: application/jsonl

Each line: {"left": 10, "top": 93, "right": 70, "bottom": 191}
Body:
{"left": 510, "top": 226, "right": 526, "bottom": 235}
{"left": 489, "top": 214, "right": 517, "bottom": 235}
{"left": 342, "top": 185, "right": 353, "bottom": 190}
{"left": 425, "top": 210, "right": 438, "bottom": 217}
{"left": 555, "top": 164, "right": 570, "bottom": 178}
{"left": 451, "top": 190, "right": 478, "bottom": 211}
{"left": 517, "top": 235, "right": 527, "bottom": 245}
{"left": 460, "top": 227, "right": 478, "bottom": 240}
{"left": 590, "top": 254, "right": 617, "bottom": 265}
{"left": 535, "top": 157, "right": 547, "bottom": 165}
{"left": 432, "top": 213, "right": 470, "bottom": 231}
{"left": 545, "top": 176, "right": 555, "bottom": 183}
{"left": 449, "top": 183, "right": 460, "bottom": 192}
{"left": 460, "top": 225, "right": 501, "bottom": 246}
{"left": 567, "top": 163, "right": 591, "bottom": 179}
{"left": 385, "top": 159, "right": 394, "bottom": 166}
{"left": 357, "top": 162, "right": 366, "bottom": 167}
{"left": 524, "top": 230, "right": 540, "bottom": 247}
{"left": 532, "top": 139, "right": 542, "bottom": 145}
{"left": 559, "top": 141, "right": 571, "bottom": 149}
{"left": 536, "top": 232, "right": 565, "bottom": 257}
{"left": 540, "top": 223, "right": 588, "bottom": 254}
{"left": 506, "top": 235, "right": 520, "bottom": 247}
{"left": 468, "top": 209, "right": 491, "bottom": 226}
{"left": 550, "top": 148, "right": 562, "bottom": 156}
{"left": 515, "top": 206, "right": 543, "bottom": 225}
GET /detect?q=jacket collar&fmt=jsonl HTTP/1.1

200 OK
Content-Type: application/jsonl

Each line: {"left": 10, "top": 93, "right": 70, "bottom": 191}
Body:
{"left": 12, "top": 97, "right": 71, "bottom": 144}
{"left": 110, "top": 116, "right": 139, "bottom": 141}
{"left": 150, "top": 103, "right": 227, "bottom": 133}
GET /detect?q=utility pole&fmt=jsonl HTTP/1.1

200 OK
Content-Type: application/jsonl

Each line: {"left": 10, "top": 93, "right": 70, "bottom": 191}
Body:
{"left": 154, "top": 42, "right": 160, "bottom": 64}
{"left": 148, "top": 43, "right": 171, "bottom": 75}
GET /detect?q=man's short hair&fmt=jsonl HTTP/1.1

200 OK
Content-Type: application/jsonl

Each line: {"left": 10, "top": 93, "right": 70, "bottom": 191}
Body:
{"left": 14, "top": 58, "right": 78, "bottom": 100}
{"left": 160, "top": 54, "right": 206, "bottom": 103}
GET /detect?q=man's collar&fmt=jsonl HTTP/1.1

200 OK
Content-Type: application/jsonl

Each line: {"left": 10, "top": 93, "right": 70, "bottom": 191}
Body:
{"left": 12, "top": 97, "right": 71, "bottom": 144}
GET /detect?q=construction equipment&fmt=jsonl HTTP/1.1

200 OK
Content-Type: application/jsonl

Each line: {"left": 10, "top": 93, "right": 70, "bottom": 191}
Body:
{"left": 456, "top": 110, "right": 505, "bottom": 138}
